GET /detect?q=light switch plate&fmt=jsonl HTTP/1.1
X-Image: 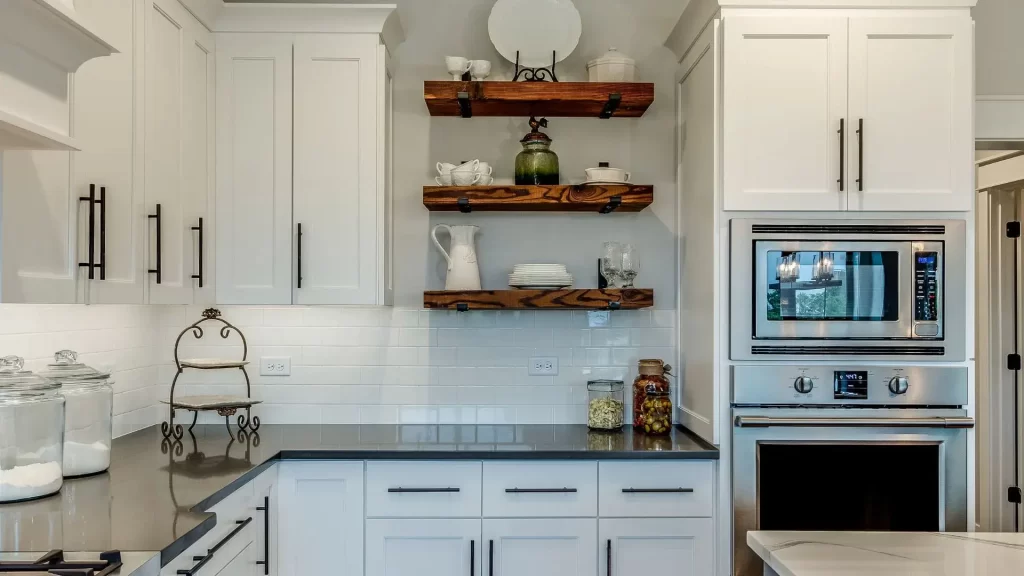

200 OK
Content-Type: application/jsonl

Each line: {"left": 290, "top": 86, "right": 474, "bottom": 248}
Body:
{"left": 529, "top": 356, "right": 558, "bottom": 376}
{"left": 260, "top": 357, "right": 291, "bottom": 376}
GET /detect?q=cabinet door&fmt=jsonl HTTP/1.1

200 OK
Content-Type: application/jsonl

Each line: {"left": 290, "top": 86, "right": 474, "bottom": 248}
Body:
{"left": 293, "top": 34, "right": 380, "bottom": 305}
{"left": 847, "top": 17, "right": 973, "bottom": 212}
{"left": 74, "top": 0, "right": 145, "bottom": 304}
{"left": 483, "top": 519, "right": 597, "bottom": 576}
{"left": 599, "top": 518, "right": 713, "bottom": 576}
{"left": 278, "top": 462, "right": 363, "bottom": 576}
{"left": 215, "top": 33, "right": 293, "bottom": 305}
{"left": 145, "top": 0, "right": 210, "bottom": 304}
{"left": 253, "top": 466, "right": 277, "bottom": 576}
{"left": 365, "top": 519, "right": 480, "bottom": 576}
{"left": 212, "top": 540, "right": 257, "bottom": 576}
{"left": 723, "top": 17, "right": 848, "bottom": 211}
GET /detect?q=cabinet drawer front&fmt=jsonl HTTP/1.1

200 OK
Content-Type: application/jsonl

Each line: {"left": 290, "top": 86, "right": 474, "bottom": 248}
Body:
{"left": 483, "top": 461, "right": 596, "bottom": 518}
{"left": 366, "top": 461, "right": 482, "bottom": 518}
{"left": 160, "top": 511, "right": 255, "bottom": 576}
{"left": 599, "top": 461, "right": 713, "bottom": 518}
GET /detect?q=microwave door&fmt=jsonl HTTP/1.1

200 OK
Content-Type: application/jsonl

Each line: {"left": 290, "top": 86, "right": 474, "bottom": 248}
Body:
{"left": 753, "top": 241, "right": 914, "bottom": 340}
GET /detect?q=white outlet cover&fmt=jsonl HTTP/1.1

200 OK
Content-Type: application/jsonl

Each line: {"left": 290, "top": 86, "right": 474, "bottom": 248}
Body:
{"left": 529, "top": 356, "right": 558, "bottom": 376}
{"left": 260, "top": 357, "right": 291, "bottom": 376}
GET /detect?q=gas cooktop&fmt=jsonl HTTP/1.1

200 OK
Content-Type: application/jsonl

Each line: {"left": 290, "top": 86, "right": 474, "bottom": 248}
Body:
{"left": 0, "top": 550, "right": 121, "bottom": 576}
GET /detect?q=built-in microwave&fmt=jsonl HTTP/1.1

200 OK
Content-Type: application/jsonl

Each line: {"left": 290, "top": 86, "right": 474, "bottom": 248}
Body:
{"left": 730, "top": 220, "right": 967, "bottom": 361}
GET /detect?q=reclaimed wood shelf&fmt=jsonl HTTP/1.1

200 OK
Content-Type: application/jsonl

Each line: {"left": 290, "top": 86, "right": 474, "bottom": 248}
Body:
{"left": 423, "top": 289, "right": 654, "bottom": 311}
{"left": 423, "top": 184, "right": 652, "bottom": 213}
{"left": 424, "top": 81, "right": 654, "bottom": 118}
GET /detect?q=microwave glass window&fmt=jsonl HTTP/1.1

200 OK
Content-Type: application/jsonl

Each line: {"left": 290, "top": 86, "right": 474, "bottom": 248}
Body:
{"left": 766, "top": 251, "right": 900, "bottom": 321}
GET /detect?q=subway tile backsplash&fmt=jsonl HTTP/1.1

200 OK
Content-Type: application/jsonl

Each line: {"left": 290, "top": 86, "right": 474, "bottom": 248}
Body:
{"left": 168, "top": 306, "right": 677, "bottom": 426}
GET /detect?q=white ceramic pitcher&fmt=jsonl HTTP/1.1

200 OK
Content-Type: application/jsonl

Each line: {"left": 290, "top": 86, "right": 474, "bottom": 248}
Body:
{"left": 431, "top": 225, "right": 481, "bottom": 290}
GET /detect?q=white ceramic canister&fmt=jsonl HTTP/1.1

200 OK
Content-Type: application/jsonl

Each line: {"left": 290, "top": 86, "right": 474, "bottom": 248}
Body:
{"left": 587, "top": 47, "right": 636, "bottom": 82}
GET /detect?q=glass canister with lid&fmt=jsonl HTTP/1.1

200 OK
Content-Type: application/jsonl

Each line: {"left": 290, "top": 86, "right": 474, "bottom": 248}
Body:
{"left": 587, "top": 380, "right": 624, "bottom": 430}
{"left": 632, "top": 359, "right": 672, "bottom": 430}
{"left": 40, "top": 350, "right": 113, "bottom": 477}
{"left": 0, "top": 355, "right": 65, "bottom": 503}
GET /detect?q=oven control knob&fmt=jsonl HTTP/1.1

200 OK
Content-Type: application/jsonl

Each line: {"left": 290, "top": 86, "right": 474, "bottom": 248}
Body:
{"left": 793, "top": 377, "right": 814, "bottom": 394}
{"left": 888, "top": 376, "right": 910, "bottom": 395}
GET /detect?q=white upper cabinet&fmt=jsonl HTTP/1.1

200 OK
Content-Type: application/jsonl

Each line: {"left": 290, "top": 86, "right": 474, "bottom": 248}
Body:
{"left": 215, "top": 34, "right": 294, "bottom": 305}
{"left": 723, "top": 12, "right": 974, "bottom": 212}
{"left": 724, "top": 16, "right": 848, "bottom": 212}
{"left": 847, "top": 17, "right": 973, "bottom": 212}
{"left": 293, "top": 34, "right": 380, "bottom": 305}
{"left": 145, "top": 0, "right": 214, "bottom": 305}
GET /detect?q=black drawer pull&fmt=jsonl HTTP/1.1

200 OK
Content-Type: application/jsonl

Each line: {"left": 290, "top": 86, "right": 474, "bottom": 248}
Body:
{"left": 504, "top": 488, "right": 577, "bottom": 494}
{"left": 177, "top": 517, "right": 252, "bottom": 576}
{"left": 606, "top": 539, "right": 612, "bottom": 576}
{"left": 256, "top": 496, "right": 269, "bottom": 575}
{"left": 148, "top": 204, "right": 162, "bottom": 284}
{"left": 296, "top": 222, "right": 303, "bottom": 289}
{"left": 837, "top": 118, "right": 845, "bottom": 192}
{"left": 388, "top": 487, "right": 460, "bottom": 493}
{"left": 191, "top": 217, "right": 204, "bottom": 288}
{"left": 621, "top": 488, "right": 694, "bottom": 494}
{"left": 470, "top": 539, "right": 475, "bottom": 576}
{"left": 78, "top": 184, "right": 105, "bottom": 280}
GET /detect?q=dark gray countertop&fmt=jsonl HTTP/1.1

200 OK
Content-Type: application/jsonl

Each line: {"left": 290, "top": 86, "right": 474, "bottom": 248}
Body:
{"left": 0, "top": 424, "right": 717, "bottom": 564}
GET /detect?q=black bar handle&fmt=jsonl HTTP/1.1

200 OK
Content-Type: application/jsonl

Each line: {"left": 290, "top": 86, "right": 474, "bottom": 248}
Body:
{"left": 177, "top": 517, "right": 252, "bottom": 576}
{"left": 297, "top": 223, "right": 303, "bottom": 289}
{"left": 621, "top": 487, "right": 694, "bottom": 494}
{"left": 606, "top": 539, "right": 611, "bottom": 576}
{"left": 256, "top": 496, "right": 269, "bottom": 575}
{"left": 387, "top": 487, "right": 460, "bottom": 493}
{"left": 488, "top": 540, "right": 493, "bottom": 576}
{"left": 78, "top": 184, "right": 96, "bottom": 280}
{"left": 856, "top": 118, "right": 864, "bottom": 191}
{"left": 191, "top": 218, "right": 204, "bottom": 288}
{"left": 148, "top": 204, "right": 162, "bottom": 284}
{"left": 504, "top": 488, "right": 578, "bottom": 494}
{"left": 837, "top": 119, "right": 845, "bottom": 192}
{"left": 470, "top": 540, "right": 475, "bottom": 576}
{"left": 98, "top": 187, "right": 106, "bottom": 280}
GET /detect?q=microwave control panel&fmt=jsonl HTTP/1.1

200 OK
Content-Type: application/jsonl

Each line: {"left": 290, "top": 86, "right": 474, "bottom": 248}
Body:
{"left": 914, "top": 251, "right": 940, "bottom": 327}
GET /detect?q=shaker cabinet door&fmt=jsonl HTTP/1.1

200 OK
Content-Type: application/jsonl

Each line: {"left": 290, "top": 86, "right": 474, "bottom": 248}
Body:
{"left": 365, "top": 519, "right": 480, "bottom": 576}
{"left": 292, "top": 34, "right": 380, "bottom": 305}
{"left": 847, "top": 17, "right": 973, "bottom": 212}
{"left": 723, "top": 16, "right": 849, "bottom": 211}
{"left": 599, "top": 518, "right": 713, "bottom": 576}
{"left": 215, "top": 34, "right": 294, "bottom": 305}
{"left": 482, "top": 519, "right": 597, "bottom": 576}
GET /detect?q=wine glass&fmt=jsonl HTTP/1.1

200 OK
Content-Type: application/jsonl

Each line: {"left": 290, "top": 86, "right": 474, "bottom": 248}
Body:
{"left": 620, "top": 244, "right": 640, "bottom": 288}
{"left": 601, "top": 242, "right": 623, "bottom": 288}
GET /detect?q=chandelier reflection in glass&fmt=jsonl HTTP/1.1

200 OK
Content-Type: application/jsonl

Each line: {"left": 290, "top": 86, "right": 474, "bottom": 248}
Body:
{"left": 812, "top": 252, "right": 835, "bottom": 282}
{"left": 777, "top": 254, "right": 800, "bottom": 283}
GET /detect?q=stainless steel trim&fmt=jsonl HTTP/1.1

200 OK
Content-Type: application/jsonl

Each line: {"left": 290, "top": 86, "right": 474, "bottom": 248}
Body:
{"left": 734, "top": 416, "right": 974, "bottom": 428}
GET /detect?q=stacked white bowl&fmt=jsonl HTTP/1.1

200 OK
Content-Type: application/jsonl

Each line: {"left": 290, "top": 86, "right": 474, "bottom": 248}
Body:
{"left": 508, "top": 264, "right": 573, "bottom": 289}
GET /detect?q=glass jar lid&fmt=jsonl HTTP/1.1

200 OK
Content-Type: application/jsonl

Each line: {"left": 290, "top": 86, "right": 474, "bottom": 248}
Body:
{"left": 587, "top": 379, "right": 624, "bottom": 392}
{"left": 40, "top": 350, "right": 112, "bottom": 388}
{"left": 0, "top": 355, "right": 59, "bottom": 394}
{"left": 521, "top": 116, "right": 552, "bottom": 144}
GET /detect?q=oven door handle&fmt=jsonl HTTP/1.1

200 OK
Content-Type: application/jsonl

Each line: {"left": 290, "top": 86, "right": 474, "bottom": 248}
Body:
{"left": 734, "top": 416, "right": 974, "bottom": 429}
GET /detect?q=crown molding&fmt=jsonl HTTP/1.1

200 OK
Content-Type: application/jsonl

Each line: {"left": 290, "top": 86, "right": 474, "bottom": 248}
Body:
{"left": 215, "top": 3, "right": 404, "bottom": 49}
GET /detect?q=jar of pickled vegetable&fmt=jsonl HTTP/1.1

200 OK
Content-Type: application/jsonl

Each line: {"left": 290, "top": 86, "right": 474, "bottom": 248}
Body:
{"left": 640, "top": 390, "right": 672, "bottom": 435}
{"left": 632, "top": 359, "right": 671, "bottom": 428}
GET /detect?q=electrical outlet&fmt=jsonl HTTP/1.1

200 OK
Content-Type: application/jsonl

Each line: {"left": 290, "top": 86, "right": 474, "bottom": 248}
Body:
{"left": 260, "top": 357, "right": 291, "bottom": 376}
{"left": 529, "top": 356, "right": 558, "bottom": 376}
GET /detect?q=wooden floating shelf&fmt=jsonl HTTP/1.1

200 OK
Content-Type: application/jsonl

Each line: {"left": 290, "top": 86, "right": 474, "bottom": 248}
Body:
{"left": 424, "top": 289, "right": 654, "bottom": 311}
{"left": 423, "top": 184, "right": 653, "bottom": 213}
{"left": 424, "top": 81, "right": 654, "bottom": 118}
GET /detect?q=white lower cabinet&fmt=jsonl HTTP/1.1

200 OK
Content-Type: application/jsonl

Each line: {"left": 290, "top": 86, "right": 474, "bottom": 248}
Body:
{"left": 253, "top": 465, "right": 278, "bottom": 576}
{"left": 278, "top": 462, "right": 363, "bottom": 576}
{"left": 483, "top": 519, "right": 597, "bottom": 576}
{"left": 599, "top": 518, "right": 713, "bottom": 576}
{"left": 212, "top": 539, "right": 257, "bottom": 576}
{"left": 365, "top": 519, "right": 480, "bottom": 576}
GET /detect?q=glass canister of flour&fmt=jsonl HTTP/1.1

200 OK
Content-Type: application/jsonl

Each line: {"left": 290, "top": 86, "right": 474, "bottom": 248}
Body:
{"left": 0, "top": 355, "right": 65, "bottom": 503}
{"left": 41, "top": 351, "right": 113, "bottom": 477}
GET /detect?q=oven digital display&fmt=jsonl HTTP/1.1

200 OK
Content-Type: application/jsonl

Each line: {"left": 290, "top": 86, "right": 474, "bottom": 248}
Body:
{"left": 834, "top": 371, "right": 868, "bottom": 400}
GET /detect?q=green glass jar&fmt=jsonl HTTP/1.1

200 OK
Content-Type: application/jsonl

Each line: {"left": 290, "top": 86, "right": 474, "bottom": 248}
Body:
{"left": 515, "top": 117, "right": 559, "bottom": 185}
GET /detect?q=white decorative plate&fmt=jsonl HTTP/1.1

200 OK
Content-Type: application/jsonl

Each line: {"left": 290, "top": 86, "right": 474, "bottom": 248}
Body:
{"left": 180, "top": 358, "right": 249, "bottom": 369}
{"left": 488, "top": 0, "right": 583, "bottom": 68}
{"left": 580, "top": 180, "right": 629, "bottom": 186}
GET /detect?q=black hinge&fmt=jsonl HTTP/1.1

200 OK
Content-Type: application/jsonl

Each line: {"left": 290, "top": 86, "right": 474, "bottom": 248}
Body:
{"left": 1010, "top": 486, "right": 1022, "bottom": 504}
{"left": 1008, "top": 221, "right": 1021, "bottom": 238}
{"left": 1010, "top": 354, "right": 1022, "bottom": 371}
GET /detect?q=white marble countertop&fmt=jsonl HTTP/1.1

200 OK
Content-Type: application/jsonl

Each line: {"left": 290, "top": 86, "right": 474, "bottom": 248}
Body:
{"left": 748, "top": 531, "right": 1024, "bottom": 576}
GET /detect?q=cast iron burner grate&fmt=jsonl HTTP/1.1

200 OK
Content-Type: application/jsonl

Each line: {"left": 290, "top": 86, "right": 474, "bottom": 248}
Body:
{"left": 0, "top": 550, "right": 122, "bottom": 576}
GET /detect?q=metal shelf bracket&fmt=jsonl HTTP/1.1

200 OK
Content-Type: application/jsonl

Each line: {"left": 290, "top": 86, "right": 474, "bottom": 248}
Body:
{"left": 457, "top": 92, "right": 472, "bottom": 118}
{"left": 599, "top": 195, "right": 622, "bottom": 214}
{"left": 458, "top": 197, "right": 472, "bottom": 213}
{"left": 600, "top": 93, "right": 622, "bottom": 119}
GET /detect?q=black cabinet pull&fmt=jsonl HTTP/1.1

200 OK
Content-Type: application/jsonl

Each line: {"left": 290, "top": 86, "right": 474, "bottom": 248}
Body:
{"left": 470, "top": 540, "right": 475, "bottom": 576}
{"left": 488, "top": 540, "right": 493, "bottom": 576}
{"left": 296, "top": 222, "right": 303, "bottom": 289}
{"left": 621, "top": 487, "right": 694, "bottom": 494}
{"left": 856, "top": 118, "right": 864, "bottom": 191}
{"left": 191, "top": 218, "right": 204, "bottom": 288}
{"left": 504, "top": 488, "right": 577, "bottom": 494}
{"left": 837, "top": 119, "right": 845, "bottom": 192}
{"left": 148, "top": 204, "right": 162, "bottom": 284}
{"left": 606, "top": 539, "right": 611, "bottom": 576}
{"left": 78, "top": 184, "right": 105, "bottom": 280}
{"left": 176, "top": 517, "right": 252, "bottom": 576}
{"left": 387, "top": 487, "right": 460, "bottom": 493}
{"left": 255, "top": 496, "right": 269, "bottom": 575}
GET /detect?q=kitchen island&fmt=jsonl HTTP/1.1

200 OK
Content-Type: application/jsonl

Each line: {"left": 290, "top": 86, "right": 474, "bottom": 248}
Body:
{"left": 748, "top": 531, "right": 1024, "bottom": 576}
{"left": 1, "top": 423, "right": 717, "bottom": 574}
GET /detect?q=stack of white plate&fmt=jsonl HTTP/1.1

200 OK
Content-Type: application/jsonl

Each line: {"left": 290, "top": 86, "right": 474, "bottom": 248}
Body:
{"left": 508, "top": 264, "right": 573, "bottom": 289}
